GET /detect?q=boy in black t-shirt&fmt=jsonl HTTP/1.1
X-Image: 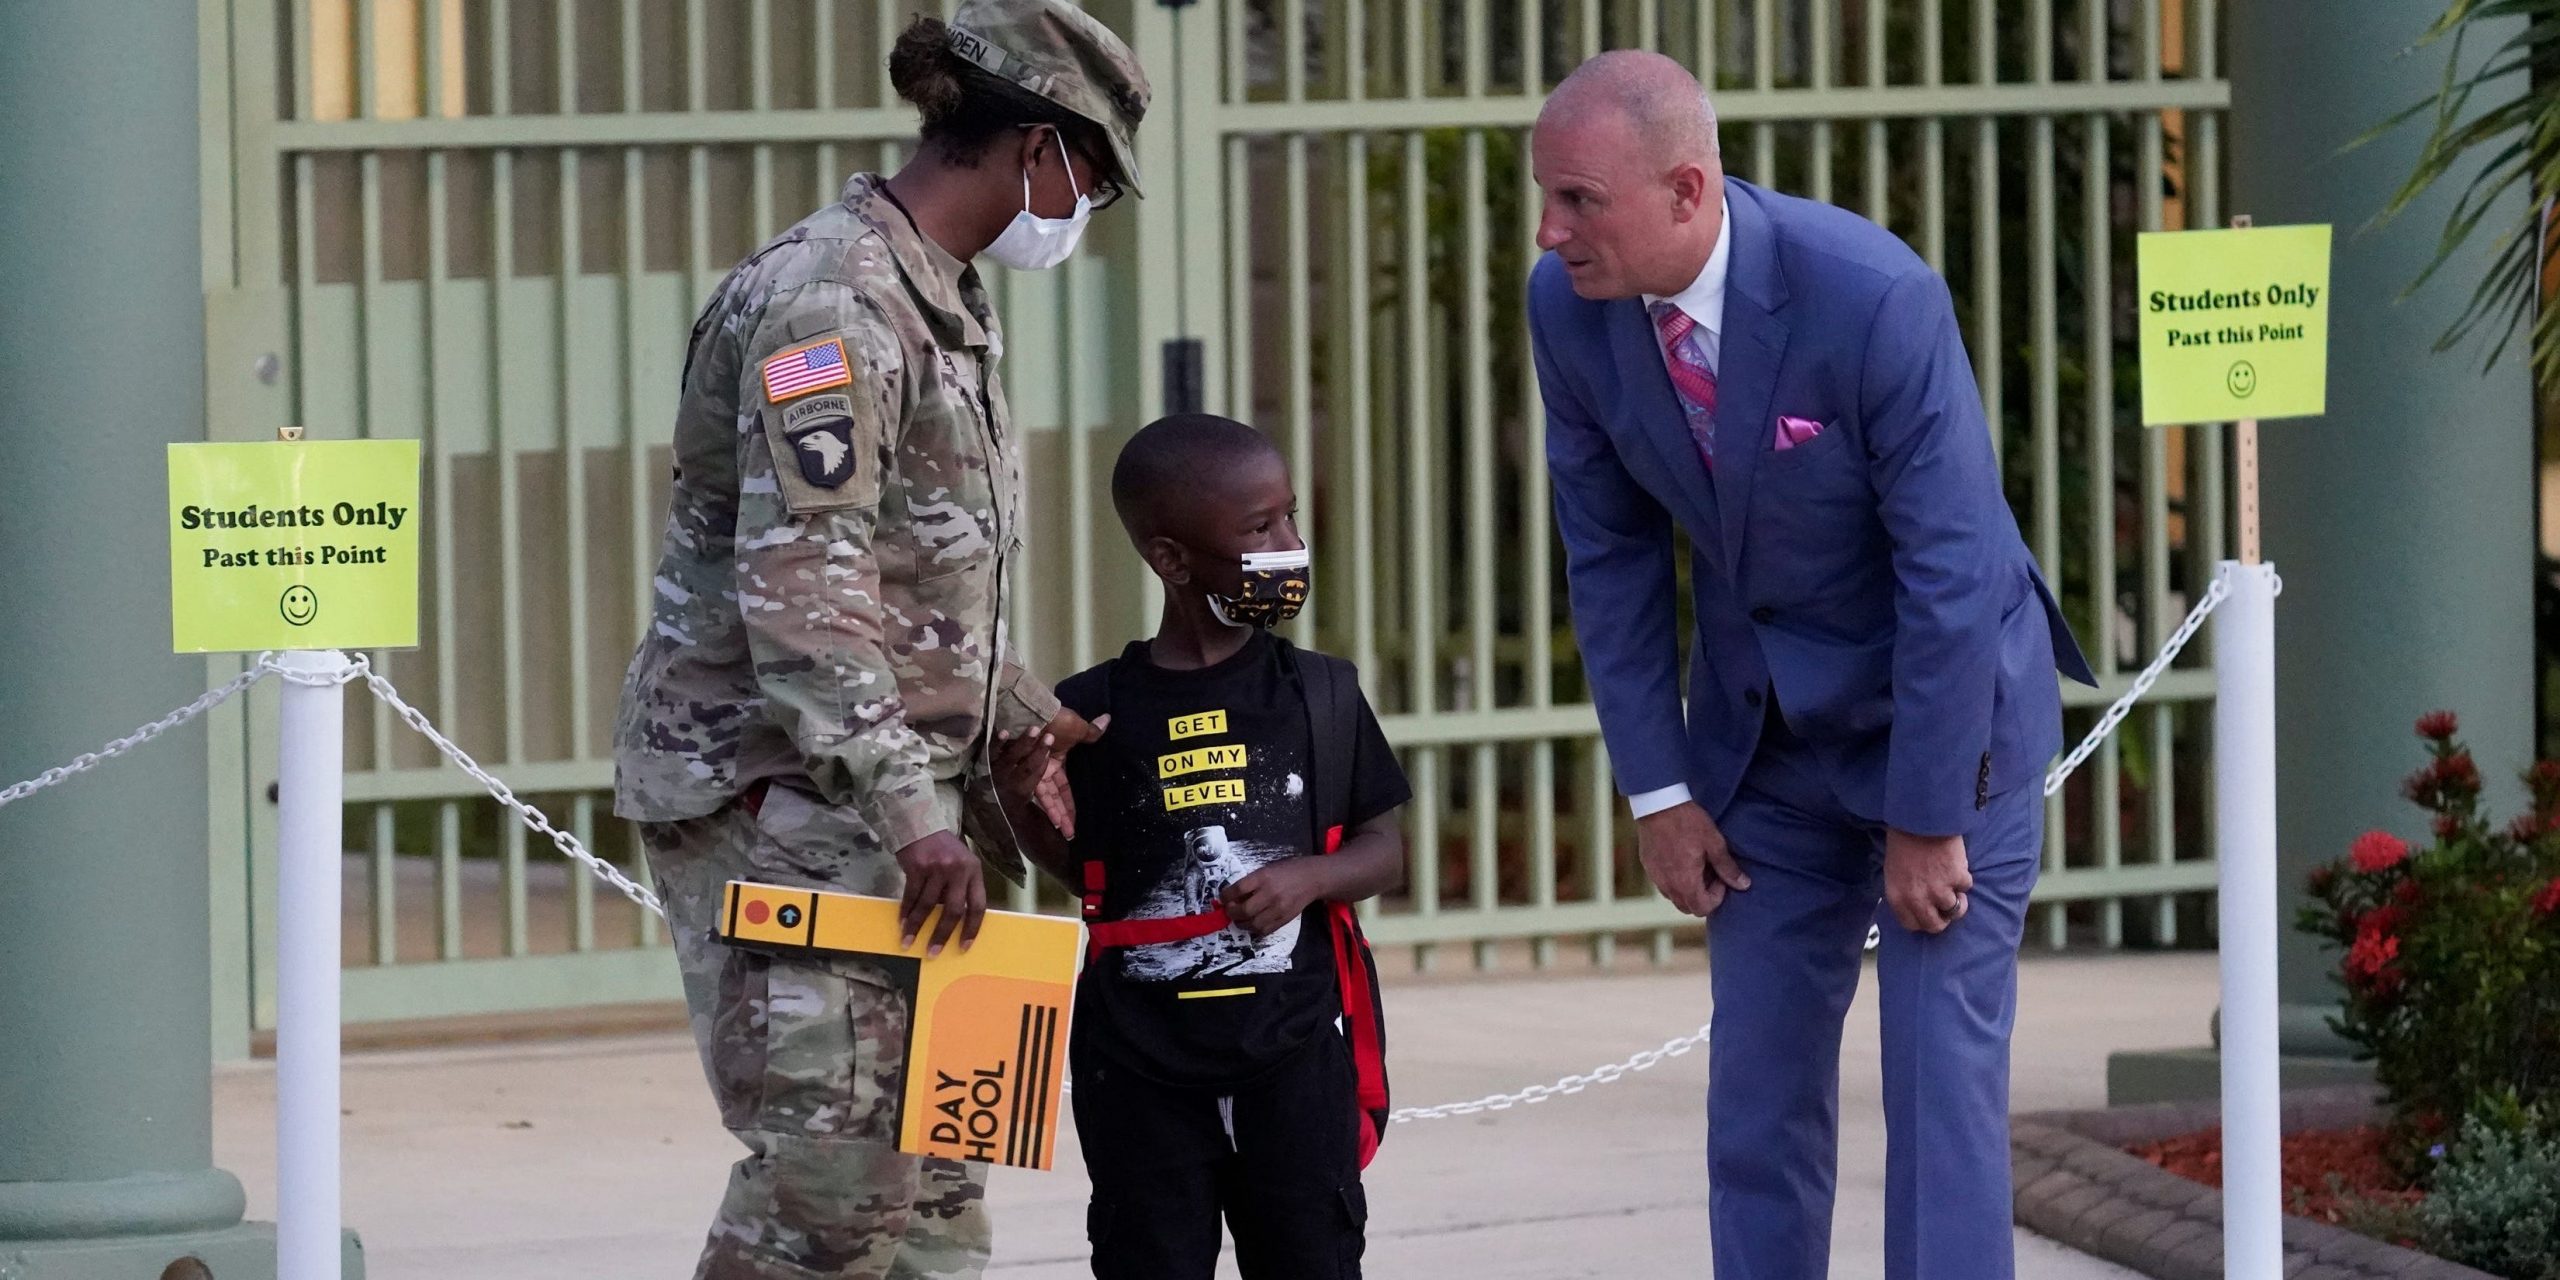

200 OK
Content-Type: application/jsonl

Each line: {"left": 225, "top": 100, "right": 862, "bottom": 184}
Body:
{"left": 996, "top": 413, "right": 1408, "bottom": 1280}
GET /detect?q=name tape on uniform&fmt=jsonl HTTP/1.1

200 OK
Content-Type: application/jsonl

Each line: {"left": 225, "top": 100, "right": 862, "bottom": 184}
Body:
{"left": 2136, "top": 224, "right": 2332, "bottom": 426}
{"left": 167, "top": 439, "right": 422, "bottom": 653}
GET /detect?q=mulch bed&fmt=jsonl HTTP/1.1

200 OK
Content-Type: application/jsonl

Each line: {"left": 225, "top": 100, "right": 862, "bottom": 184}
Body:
{"left": 2129, "top": 1124, "right": 2423, "bottom": 1231}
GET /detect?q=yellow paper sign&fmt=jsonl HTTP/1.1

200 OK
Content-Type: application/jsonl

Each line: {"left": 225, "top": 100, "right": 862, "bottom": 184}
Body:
{"left": 718, "top": 881, "right": 1083, "bottom": 1170}
{"left": 167, "top": 439, "right": 422, "bottom": 653}
{"left": 2136, "top": 224, "right": 2331, "bottom": 426}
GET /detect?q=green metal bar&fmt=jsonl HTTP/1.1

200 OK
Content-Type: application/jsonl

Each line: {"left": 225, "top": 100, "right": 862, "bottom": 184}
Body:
{"left": 1920, "top": 0, "right": 1945, "bottom": 268}
{"left": 624, "top": 0, "right": 654, "bottom": 651}
{"left": 360, "top": 145, "right": 396, "bottom": 778}
{"left": 292, "top": 0, "right": 315, "bottom": 122}
{"left": 342, "top": 946, "right": 677, "bottom": 1023}
{"left": 1863, "top": 0, "right": 1886, "bottom": 224}
{"left": 572, "top": 793, "right": 597, "bottom": 952}
{"left": 274, "top": 104, "right": 954, "bottom": 152}
{"left": 2139, "top": 1, "right": 2178, "bottom": 943}
{"left": 752, "top": 0, "right": 774, "bottom": 238}
{"left": 270, "top": 79, "right": 2234, "bottom": 153}
{"left": 1521, "top": 0, "right": 1541, "bottom": 92}
{"left": 561, "top": 8, "right": 593, "bottom": 757}
{"left": 1523, "top": 123, "right": 1559, "bottom": 969}
{"left": 1972, "top": 0, "right": 2001, "bottom": 469}
{"left": 1407, "top": 0, "right": 1427, "bottom": 96}
{"left": 1402, "top": 128, "right": 1438, "bottom": 969}
{"left": 2030, "top": 112, "right": 2063, "bottom": 948}
{"left": 437, "top": 800, "right": 463, "bottom": 958}
{"left": 634, "top": 827, "right": 660, "bottom": 946}
{"left": 2085, "top": 110, "right": 2123, "bottom": 947}
{"left": 1344, "top": 133, "right": 1378, "bottom": 680}
{"left": 503, "top": 801, "right": 529, "bottom": 957}
{"left": 1463, "top": 127, "right": 1496, "bottom": 970}
{"left": 1586, "top": 732, "right": 1616, "bottom": 966}
{"left": 1808, "top": 0, "right": 1832, "bottom": 203}
{"left": 372, "top": 804, "right": 398, "bottom": 966}
{"left": 1285, "top": 134, "right": 1315, "bottom": 645}
{"left": 1226, "top": 134, "right": 1250, "bottom": 416}
{"left": 1750, "top": 0, "right": 1774, "bottom": 180}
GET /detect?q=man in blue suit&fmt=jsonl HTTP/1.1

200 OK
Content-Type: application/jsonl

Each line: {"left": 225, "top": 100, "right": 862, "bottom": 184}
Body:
{"left": 1526, "top": 52, "right": 2096, "bottom": 1279}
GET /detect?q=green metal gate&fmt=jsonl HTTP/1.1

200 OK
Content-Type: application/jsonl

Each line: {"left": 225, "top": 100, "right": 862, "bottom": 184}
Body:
{"left": 199, "top": 0, "right": 2232, "bottom": 1053}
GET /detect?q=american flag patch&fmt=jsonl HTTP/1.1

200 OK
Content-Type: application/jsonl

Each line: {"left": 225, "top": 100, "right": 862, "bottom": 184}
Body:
{"left": 762, "top": 338, "right": 852, "bottom": 402}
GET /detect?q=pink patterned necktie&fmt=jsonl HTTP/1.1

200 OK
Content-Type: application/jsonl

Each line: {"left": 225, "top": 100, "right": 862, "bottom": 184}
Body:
{"left": 1650, "top": 301, "right": 1719, "bottom": 466}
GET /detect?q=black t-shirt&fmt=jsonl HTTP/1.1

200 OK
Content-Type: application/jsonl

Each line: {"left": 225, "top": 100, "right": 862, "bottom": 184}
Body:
{"left": 1055, "top": 632, "right": 1410, "bottom": 1090}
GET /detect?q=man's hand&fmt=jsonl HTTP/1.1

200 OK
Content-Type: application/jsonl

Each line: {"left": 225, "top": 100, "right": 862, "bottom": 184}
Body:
{"left": 1883, "top": 829, "right": 1971, "bottom": 934}
{"left": 996, "top": 711, "right": 1110, "bottom": 838}
{"left": 1637, "top": 801, "right": 1750, "bottom": 917}
{"left": 895, "top": 831, "right": 985, "bottom": 956}
{"left": 1223, "top": 858, "right": 1332, "bottom": 937}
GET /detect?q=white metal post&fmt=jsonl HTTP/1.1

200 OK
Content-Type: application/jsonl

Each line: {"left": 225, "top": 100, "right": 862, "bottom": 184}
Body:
{"left": 275, "top": 648, "right": 346, "bottom": 1280}
{"left": 2215, "top": 561, "right": 2281, "bottom": 1277}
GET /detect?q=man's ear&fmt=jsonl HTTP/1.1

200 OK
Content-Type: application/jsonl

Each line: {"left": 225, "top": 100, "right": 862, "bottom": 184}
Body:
{"left": 1667, "top": 160, "right": 1714, "bottom": 221}
{"left": 1141, "top": 535, "right": 1191, "bottom": 585}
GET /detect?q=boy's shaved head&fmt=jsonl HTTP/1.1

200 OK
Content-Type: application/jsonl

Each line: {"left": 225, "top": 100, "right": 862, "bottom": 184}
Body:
{"left": 1112, "top": 413, "right": 1287, "bottom": 542}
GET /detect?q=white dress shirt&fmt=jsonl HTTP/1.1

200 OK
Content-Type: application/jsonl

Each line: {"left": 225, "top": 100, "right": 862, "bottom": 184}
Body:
{"left": 1627, "top": 200, "right": 1732, "bottom": 822}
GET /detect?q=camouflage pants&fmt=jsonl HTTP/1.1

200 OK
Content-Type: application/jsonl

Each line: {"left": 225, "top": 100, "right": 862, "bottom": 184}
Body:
{"left": 643, "top": 782, "right": 991, "bottom": 1280}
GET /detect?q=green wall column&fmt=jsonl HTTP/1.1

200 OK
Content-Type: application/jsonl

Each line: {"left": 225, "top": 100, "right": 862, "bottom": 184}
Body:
{"left": 0, "top": 2, "right": 281, "bottom": 1274}
{"left": 2229, "top": 7, "right": 2538, "bottom": 1055}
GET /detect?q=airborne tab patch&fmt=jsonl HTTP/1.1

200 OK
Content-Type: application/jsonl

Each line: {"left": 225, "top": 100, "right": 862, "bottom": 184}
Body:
{"left": 782, "top": 394, "right": 859, "bottom": 489}
{"left": 762, "top": 337, "right": 852, "bottom": 402}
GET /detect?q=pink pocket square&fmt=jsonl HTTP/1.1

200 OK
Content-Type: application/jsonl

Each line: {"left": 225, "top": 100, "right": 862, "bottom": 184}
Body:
{"left": 1774, "top": 415, "right": 1826, "bottom": 451}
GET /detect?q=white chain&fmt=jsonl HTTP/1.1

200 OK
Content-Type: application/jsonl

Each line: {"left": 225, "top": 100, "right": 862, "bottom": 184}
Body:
{"left": 2041, "top": 568, "right": 2244, "bottom": 798}
{"left": 1389, "top": 1023, "right": 1713, "bottom": 1123}
{"left": 346, "top": 656, "right": 666, "bottom": 918}
{"left": 0, "top": 566, "right": 2256, "bottom": 1125}
{"left": 0, "top": 661, "right": 275, "bottom": 811}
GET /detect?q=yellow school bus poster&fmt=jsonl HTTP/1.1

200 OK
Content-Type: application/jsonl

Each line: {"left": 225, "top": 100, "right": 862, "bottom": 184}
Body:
{"left": 718, "top": 881, "right": 1082, "bottom": 1171}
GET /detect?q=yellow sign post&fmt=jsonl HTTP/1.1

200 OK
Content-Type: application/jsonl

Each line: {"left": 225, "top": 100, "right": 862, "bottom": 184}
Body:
{"left": 167, "top": 437, "right": 422, "bottom": 653}
{"left": 2136, "top": 221, "right": 2332, "bottom": 429}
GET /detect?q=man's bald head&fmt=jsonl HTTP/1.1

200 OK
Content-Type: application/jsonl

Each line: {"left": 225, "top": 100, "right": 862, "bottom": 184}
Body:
{"left": 1540, "top": 50, "right": 1719, "bottom": 165}
{"left": 1530, "top": 50, "right": 1726, "bottom": 300}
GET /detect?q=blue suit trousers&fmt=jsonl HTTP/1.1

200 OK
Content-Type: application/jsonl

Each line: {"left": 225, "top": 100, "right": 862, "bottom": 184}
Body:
{"left": 1703, "top": 716, "right": 2040, "bottom": 1280}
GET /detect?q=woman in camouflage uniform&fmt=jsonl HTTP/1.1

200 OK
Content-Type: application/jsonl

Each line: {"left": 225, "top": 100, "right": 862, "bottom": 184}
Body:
{"left": 611, "top": 3, "right": 1146, "bottom": 1276}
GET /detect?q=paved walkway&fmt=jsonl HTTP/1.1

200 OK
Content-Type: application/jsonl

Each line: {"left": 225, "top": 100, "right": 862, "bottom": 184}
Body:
{"left": 212, "top": 950, "right": 2216, "bottom": 1278}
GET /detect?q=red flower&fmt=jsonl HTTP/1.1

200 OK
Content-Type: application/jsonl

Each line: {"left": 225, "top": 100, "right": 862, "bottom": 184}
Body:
{"left": 2533, "top": 876, "right": 2560, "bottom": 918}
{"left": 2531, "top": 760, "right": 2560, "bottom": 788}
{"left": 2433, "top": 813, "right": 2462, "bottom": 841}
{"left": 2307, "top": 864, "right": 2338, "bottom": 897}
{"left": 2416, "top": 711, "right": 2459, "bottom": 740}
{"left": 2510, "top": 814, "right": 2548, "bottom": 844}
{"left": 2392, "top": 879, "right": 2423, "bottom": 907}
{"left": 2440, "top": 753, "right": 2482, "bottom": 789}
{"left": 2350, "top": 831, "right": 2410, "bottom": 875}
{"left": 2362, "top": 905, "right": 2408, "bottom": 938}
{"left": 2345, "top": 928, "right": 2402, "bottom": 986}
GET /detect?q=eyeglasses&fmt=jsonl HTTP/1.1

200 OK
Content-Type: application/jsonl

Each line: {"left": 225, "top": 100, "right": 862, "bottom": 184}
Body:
{"left": 1022, "top": 123, "right": 1124, "bottom": 209}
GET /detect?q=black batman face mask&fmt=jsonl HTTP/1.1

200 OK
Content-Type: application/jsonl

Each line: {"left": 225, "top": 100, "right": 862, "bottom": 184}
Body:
{"left": 1205, "top": 549, "right": 1311, "bottom": 629}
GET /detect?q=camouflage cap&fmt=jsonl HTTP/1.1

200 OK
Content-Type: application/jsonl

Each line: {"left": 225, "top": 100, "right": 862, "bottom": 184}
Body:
{"left": 946, "top": 0, "right": 1150, "bottom": 196}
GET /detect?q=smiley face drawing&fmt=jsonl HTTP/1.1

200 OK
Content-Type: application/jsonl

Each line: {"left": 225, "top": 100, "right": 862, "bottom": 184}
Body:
{"left": 279, "top": 584, "right": 319, "bottom": 627}
{"left": 2226, "top": 360, "right": 2258, "bottom": 400}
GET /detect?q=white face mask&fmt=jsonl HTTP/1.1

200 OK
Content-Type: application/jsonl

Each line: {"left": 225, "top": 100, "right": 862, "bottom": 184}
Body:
{"left": 984, "top": 132, "right": 1092, "bottom": 272}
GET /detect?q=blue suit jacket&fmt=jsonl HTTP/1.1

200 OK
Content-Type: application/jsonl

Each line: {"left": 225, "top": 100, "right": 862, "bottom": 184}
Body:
{"left": 1529, "top": 178, "right": 2096, "bottom": 837}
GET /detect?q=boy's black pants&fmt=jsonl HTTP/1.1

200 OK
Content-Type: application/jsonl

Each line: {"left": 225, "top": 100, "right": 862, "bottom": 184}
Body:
{"left": 1073, "top": 1029, "right": 1368, "bottom": 1280}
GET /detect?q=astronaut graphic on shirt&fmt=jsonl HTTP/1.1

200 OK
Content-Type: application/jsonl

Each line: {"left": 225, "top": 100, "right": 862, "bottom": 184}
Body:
{"left": 1122, "top": 823, "right": 1304, "bottom": 980}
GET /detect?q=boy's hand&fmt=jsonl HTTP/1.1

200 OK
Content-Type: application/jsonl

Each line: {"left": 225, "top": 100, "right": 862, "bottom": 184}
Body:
{"left": 1223, "top": 858, "right": 1331, "bottom": 937}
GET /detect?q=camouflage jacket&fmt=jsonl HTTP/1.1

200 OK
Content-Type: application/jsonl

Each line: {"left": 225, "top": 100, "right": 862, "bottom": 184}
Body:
{"left": 613, "top": 173, "right": 1060, "bottom": 872}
